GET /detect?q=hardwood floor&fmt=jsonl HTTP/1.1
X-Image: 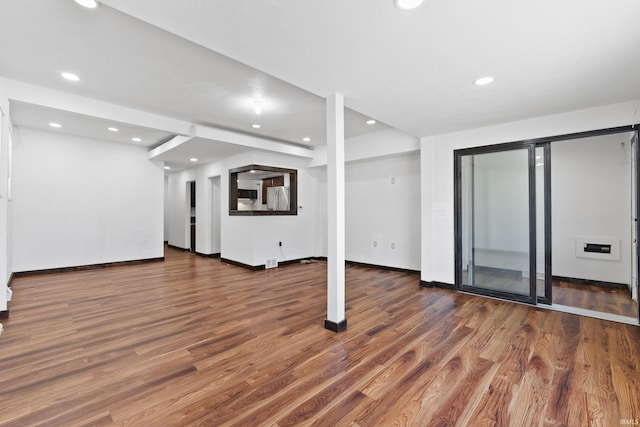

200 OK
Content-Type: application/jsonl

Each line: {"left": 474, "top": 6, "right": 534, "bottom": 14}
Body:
{"left": 553, "top": 280, "right": 639, "bottom": 318}
{"left": 1, "top": 247, "right": 639, "bottom": 426}
{"left": 464, "top": 267, "right": 639, "bottom": 318}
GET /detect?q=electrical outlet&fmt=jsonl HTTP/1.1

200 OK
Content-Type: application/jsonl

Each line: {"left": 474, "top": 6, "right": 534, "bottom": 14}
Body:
{"left": 373, "top": 241, "right": 377, "bottom": 247}
{"left": 391, "top": 177, "right": 396, "bottom": 184}
{"left": 391, "top": 242, "right": 396, "bottom": 249}
{"left": 279, "top": 241, "right": 282, "bottom": 247}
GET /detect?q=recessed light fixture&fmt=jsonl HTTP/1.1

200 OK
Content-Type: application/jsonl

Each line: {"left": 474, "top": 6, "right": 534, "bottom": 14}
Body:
{"left": 190, "top": 158, "right": 198, "bottom": 162}
{"left": 108, "top": 127, "right": 119, "bottom": 132}
{"left": 132, "top": 137, "right": 142, "bottom": 142}
{"left": 474, "top": 76, "right": 495, "bottom": 86}
{"left": 252, "top": 124, "right": 261, "bottom": 129}
{"left": 61, "top": 72, "right": 80, "bottom": 82}
{"left": 49, "top": 122, "right": 62, "bottom": 128}
{"left": 302, "top": 137, "right": 311, "bottom": 142}
{"left": 74, "top": 0, "right": 99, "bottom": 8}
{"left": 536, "top": 163, "right": 544, "bottom": 167}
{"left": 250, "top": 170, "right": 256, "bottom": 174}
{"left": 394, "top": 0, "right": 424, "bottom": 10}
{"left": 164, "top": 166, "right": 171, "bottom": 170}
{"left": 366, "top": 119, "right": 376, "bottom": 125}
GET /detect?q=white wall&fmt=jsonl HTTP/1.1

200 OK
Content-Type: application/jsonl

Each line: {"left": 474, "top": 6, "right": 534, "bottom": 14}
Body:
{"left": 165, "top": 139, "right": 422, "bottom": 270}
{"left": 12, "top": 128, "right": 164, "bottom": 271}
{"left": 309, "top": 128, "right": 420, "bottom": 167}
{"left": 421, "top": 100, "right": 640, "bottom": 284}
{"left": 164, "top": 174, "right": 169, "bottom": 241}
{"left": 209, "top": 175, "right": 222, "bottom": 254}
{"left": 309, "top": 166, "right": 327, "bottom": 258}
{"left": 552, "top": 133, "right": 632, "bottom": 284}
{"left": 166, "top": 151, "right": 315, "bottom": 266}
{"left": 310, "top": 129, "right": 421, "bottom": 270}
{"left": 167, "top": 168, "right": 196, "bottom": 249}
{"left": 0, "top": 94, "right": 12, "bottom": 312}
{"left": 344, "top": 154, "right": 421, "bottom": 270}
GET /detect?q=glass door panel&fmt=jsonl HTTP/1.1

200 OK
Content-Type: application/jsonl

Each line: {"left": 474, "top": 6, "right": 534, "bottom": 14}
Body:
{"left": 458, "top": 145, "right": 536, "bottom": 304}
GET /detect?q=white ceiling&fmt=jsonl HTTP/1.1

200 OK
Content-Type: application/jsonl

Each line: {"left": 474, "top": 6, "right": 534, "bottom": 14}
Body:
{"left": 101, "top": 0, "right": 640, "bottom": 136}
{"left": 1, "top": 0, "right": 639, "bottom": 168}
{"left": 10, "top": 101, "right": 175, "bottom": 148}
{"left": 0, "top": 0, "right": 387, "bottom": 155}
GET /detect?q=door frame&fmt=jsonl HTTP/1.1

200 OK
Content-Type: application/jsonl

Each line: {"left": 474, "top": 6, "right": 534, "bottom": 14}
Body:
{"left": 631, "top": 125, "right": 640, "bottom": 325}
{"left": 537, "top": 141, "right": 552, "bottom": 305}
{"left": 454, "top": 140, "right": 538, "bottom": 305}
{"left": 454, "top": 125, "right": 640, "bottom": 322}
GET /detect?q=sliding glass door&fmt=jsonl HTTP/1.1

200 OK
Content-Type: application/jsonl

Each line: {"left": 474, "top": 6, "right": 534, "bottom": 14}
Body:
{"left": 456, "top": 143, "right": 537, "bottom": 304}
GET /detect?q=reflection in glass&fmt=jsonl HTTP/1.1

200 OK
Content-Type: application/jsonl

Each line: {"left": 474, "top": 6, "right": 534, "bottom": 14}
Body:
{"left": 461, "top": 149, "right": 530, "bottom": 296}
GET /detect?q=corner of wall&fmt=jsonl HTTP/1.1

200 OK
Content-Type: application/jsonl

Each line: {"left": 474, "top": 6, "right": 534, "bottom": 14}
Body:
{"left": 0, "top": 95, "right": 11, "bottom": 311}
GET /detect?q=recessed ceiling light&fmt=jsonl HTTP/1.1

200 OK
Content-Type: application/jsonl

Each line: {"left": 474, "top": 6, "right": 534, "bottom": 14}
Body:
{"left": 61, "top": 72, "right": 80, "bottom": 82}
{"left": 394, "top": 0, "right": 424, "bottom": 10}
{"left": 164, "top": 166, "right": 171, "bottom": 170}
{"left": 132, "top": 137, "right": 142, "bottom": 142}
{"left": 302, "top": 137, "right": 311, "bottom": 142}
{"left": 474, "top": 76, "right": 495, "bottom": 86}
{"left": 252, "top": 124, "right": 261, "bottom": 129}
{"left": 190, "top": 158, "right": 198, "bottom": 162}
{"left": 250, "top": 170, "right": 256, "bottom": 174}
{"left": 74, "top": 0, "right": 99, "bottom": 8}
{"left": 49, "top": 122, "right": 62, "bottom": 128}
{"left": 108, "top": 127, "right": 119, "bottom": 132}
{"left": 366, "top": 119, "right": 376, "bottom": 125}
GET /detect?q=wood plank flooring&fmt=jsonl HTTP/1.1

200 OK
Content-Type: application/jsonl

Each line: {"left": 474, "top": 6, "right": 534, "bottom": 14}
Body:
{"left": 464, "top": 267, "right": 639, "bottom": 318}
{"left": 553, "top": 280, "right": 639, "bottom": 318}
{"left": 1, "top": 247, "right": 639, "bottom": 426}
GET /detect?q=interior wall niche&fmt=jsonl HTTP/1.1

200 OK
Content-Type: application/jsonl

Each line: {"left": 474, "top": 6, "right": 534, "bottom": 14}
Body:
{"left": 229, "top": 164, "right": 297, "bottom": 216}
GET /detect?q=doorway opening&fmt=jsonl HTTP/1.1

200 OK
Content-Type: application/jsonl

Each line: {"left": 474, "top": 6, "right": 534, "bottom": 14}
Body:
{"left": 455, "top": 126, "right": 640, "bottom": 324}
{"left": 210, "top": 176, "right": 221, "bottom": 256}
{"left": 189, "top": 181, "right": 196, "bottom": 253}
{"left": 549, "top": 131, "right": 638, "bottom": 321}
{"left": 455, "top": 142, "right": 537, "bottom": 304}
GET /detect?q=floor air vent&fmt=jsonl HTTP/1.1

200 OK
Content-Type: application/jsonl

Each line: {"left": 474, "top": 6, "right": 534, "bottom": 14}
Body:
{"left": 265, "top": 258, "right": 278, "bottom": 269}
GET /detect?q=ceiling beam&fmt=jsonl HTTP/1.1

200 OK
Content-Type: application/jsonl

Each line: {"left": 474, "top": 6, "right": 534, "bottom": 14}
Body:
{"left": 1, "top": 77, "right": 192, "bottom": 136}
{"left": 148, "top": 135, "right": 194, "bottom": 159}
{"left": 192, "top": 125, "right": 315, "bottom": 158}
{"left": 2, "top": 77, "right": 316, "bottom": 160}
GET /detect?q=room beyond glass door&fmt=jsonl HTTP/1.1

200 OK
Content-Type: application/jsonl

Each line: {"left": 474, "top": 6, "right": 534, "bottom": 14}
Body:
{"left": 456, "top": 143, "right": 537, "bottom": 304}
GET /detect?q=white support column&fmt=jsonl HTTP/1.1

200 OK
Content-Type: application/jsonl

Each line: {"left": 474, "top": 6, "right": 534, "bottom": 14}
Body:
{"left": 420, "top": 136, "right": 434, "bottom": 287}
{"left": 325, "top": 93, "right": 346, "bottom": 332}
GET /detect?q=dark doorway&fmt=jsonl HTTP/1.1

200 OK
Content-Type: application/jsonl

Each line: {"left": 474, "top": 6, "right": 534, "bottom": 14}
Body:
{"left": 190, "top": 181, "right": 196, "bottom": 253}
